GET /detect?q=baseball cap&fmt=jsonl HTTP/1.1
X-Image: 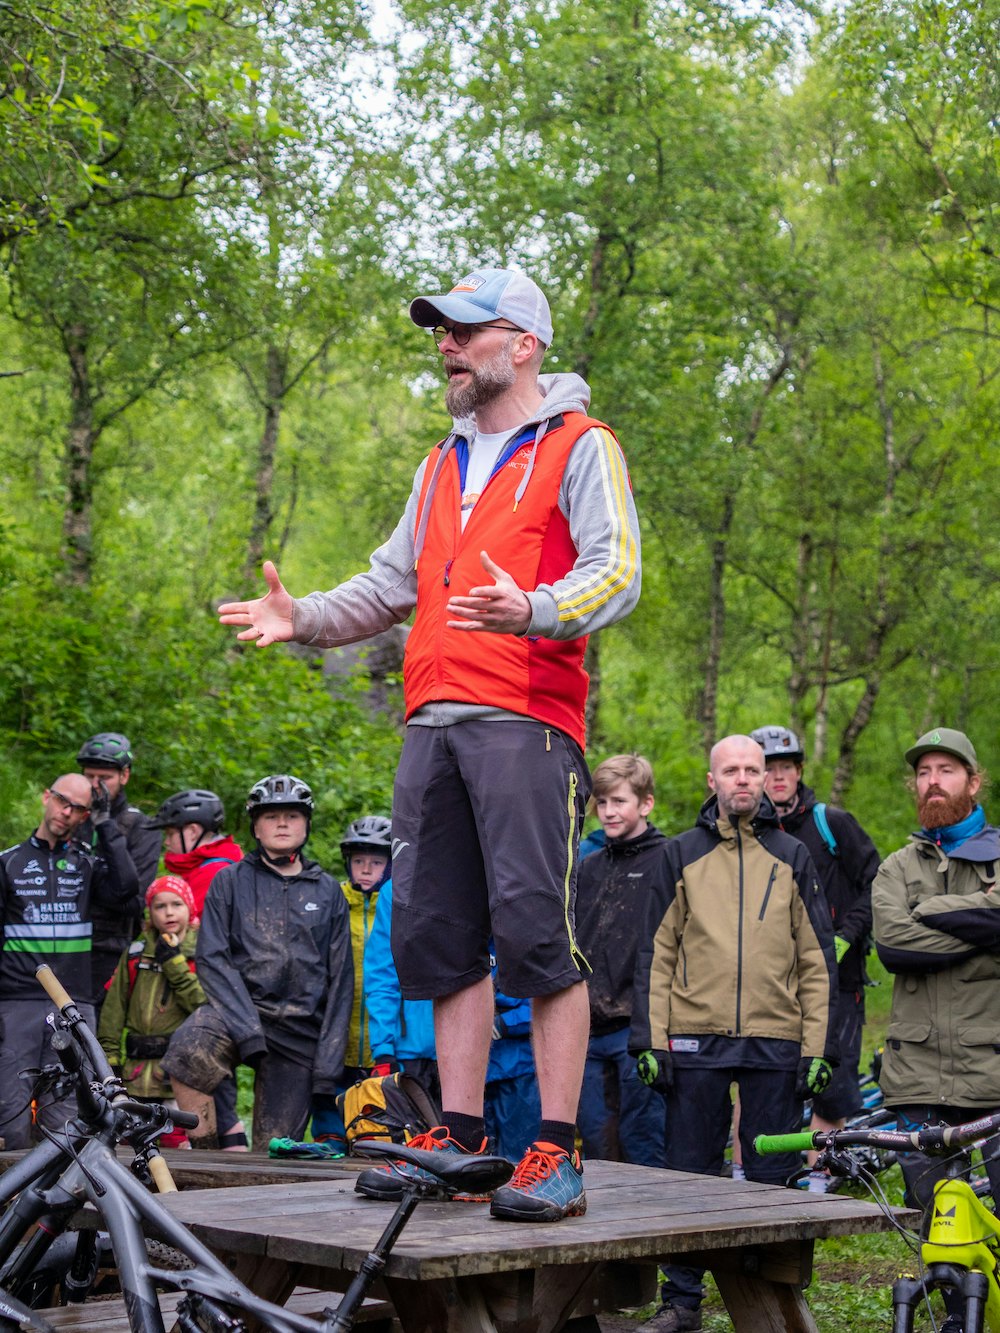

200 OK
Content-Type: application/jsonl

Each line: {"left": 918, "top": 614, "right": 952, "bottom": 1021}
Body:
{"left": 904, "top": 727, "right": 978, "bottom": 770}
{"left": 409, "top": 267, "right": 553, "bottom": 346}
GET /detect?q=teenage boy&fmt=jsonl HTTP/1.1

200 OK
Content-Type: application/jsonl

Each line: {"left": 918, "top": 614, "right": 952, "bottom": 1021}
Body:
{"left": 164, "top": 775, "right": 352, "bottom": 1148}
{"left": 575, "top": 755, "right": 668, "bottom": 1166}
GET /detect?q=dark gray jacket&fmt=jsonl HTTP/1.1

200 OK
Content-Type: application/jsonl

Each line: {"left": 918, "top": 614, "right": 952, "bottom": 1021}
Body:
{"left": 195, "top": 852, "right": 353, "bottom": 1093}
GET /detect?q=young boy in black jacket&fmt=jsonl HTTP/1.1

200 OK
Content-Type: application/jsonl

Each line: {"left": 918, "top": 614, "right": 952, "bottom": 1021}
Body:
{"left": 163, "top": 775, "right": 352, "bottom": 1149}
{"left": 574, "top": 755, "right": 668, "bottom": 1166}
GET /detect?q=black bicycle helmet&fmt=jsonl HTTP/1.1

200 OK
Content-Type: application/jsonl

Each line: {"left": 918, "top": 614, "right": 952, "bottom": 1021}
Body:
{"left": 153, "top": 789, "right": 225, "bottom": 832}
{"left": 76, "top": 732, "right": 134, "bottom": 771}
{"left": 751, "top": 725, "right": 805, "bottom": 764}
{"left": 340, "top": 815, "right": 392, "bottom": 863}
{"left": 245, "top": 774, "right": 314, "bottom": 823}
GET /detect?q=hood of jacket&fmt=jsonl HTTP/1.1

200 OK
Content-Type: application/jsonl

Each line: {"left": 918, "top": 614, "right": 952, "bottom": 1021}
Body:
{"left": 911, "top": 822, "right": 1000, "bottom": 864}
{"left": 450, "top": 371, "right": 592, "bottom": 440}
{"left": 601, "top": 823, "right": 668, "bottom": 858}
{"left": 165, "top": 834, "right": 243, "bottom": 878}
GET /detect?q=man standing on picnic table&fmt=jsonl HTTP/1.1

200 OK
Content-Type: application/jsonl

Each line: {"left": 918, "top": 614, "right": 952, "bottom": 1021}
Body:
{"left": 219, "top": 266, "right": 640, "bottom": 1220}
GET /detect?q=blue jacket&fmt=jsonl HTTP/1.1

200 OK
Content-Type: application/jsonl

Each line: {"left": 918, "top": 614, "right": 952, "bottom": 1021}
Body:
{"left": 364, "top": 880, "right": 535, "bottom": 1082}
{"left": 364, "top": 880, "right": 436, "bottom": 1063}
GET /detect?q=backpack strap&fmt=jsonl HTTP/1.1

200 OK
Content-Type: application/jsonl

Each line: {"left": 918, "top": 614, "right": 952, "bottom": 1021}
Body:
{"left": 812, "top": 803, "right": 838, "bottom": 858}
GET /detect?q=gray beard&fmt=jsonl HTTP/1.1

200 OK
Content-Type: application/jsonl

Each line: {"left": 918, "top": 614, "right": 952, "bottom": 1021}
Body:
{"left": 445, "top": 335, "right": 517, "bottom": 418}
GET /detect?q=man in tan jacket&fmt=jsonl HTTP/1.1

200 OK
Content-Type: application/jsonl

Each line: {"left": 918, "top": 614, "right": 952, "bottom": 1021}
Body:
{"left": 630, "top": 734, "right": 837, "bottom": 1332}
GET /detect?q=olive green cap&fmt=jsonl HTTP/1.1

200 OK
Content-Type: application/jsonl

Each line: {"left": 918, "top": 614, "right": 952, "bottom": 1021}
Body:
{"left": 904, "top": 727, "right": 977, "bottom": 771}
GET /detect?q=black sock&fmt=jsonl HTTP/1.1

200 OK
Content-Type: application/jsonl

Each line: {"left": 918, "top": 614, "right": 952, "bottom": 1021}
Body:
{"left": 536, "top": 1120, "right": 576, "bottom": 1155}
{"left": 442, "top": 1111, "right": 485, "bottom": 1151}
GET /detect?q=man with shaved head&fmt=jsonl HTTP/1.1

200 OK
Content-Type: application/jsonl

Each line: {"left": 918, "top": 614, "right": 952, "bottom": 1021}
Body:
{"left": 0, "top": 773, "right": 139, "bottom": 1146}
{"left": 630, "top": 735, "right": 837, "bottom": 1332}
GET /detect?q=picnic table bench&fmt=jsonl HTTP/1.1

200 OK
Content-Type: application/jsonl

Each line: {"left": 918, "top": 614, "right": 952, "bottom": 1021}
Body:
{"left": 155, "top": 1159, "right": 907, "bottom": 1332}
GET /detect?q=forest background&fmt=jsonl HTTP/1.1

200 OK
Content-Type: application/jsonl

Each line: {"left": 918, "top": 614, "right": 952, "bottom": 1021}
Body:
{"left": 1, "top": 0, "right": 998, "bottom": 870}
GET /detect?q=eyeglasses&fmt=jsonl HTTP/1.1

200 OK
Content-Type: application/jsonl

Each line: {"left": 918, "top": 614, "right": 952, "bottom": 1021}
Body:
{"left": 49, "top": 788, "right": 92, "bottom": 815}
{"left": 430, "top": 321, "right": 522, "bottom": 346}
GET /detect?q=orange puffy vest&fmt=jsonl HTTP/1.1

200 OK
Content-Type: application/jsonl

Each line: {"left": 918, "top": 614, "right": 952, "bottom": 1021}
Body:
{"left": 404, "top": 413, "right": 609, "bottom": 748}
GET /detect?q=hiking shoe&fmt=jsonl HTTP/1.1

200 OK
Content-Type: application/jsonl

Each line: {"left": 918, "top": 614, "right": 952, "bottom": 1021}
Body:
{"left": 354, "top": 1126, "right": 489, "bottom": 1201}
{"left": 939, "top": 1318, "right": 964, "bottom": 1333}
{"left": 644, "top": 1304, "right": 703, "bottom": 1331}
{"left": 489, "top": 1141, "right": 586, "bottom": 1222}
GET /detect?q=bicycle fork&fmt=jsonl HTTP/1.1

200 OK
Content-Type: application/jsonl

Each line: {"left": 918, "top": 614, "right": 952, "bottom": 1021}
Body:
{"left": 893, "top": 1265, "right": 990, "bottom": 1332}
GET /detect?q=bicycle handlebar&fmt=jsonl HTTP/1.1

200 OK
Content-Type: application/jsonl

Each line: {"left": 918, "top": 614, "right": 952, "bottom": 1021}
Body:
{"left": 36, "top": 964, "right": 116, "bottom": 1083}
{"left": 756, "top": 1110, "right": 1000, "bottom": 1159}
{"left": 35, "top": 964, "right": 74, "bottom": 1011}
{"left": 755, "top": 1131, "right": 817, "bottom": 1155}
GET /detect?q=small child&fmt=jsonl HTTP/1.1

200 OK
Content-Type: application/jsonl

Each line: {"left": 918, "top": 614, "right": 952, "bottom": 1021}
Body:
{"left": 310, "top": 816, "right": 393, "bottom": 1146}
{"left": 98, "top": 874, "right": 205, "bottom": 1145}
{"left": 574, "top": 754, "right": 669, "bottom": 1166}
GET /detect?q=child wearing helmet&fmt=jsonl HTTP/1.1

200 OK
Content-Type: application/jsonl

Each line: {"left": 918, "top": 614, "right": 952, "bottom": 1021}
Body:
{"left": 162, "top": 776, "right": 353, "bottom": 1149}
{"left": 309, "top": 816, "right": 392, "bottom": 1147}
{"left": 98, "top": 875, "right": 206, "bottom": 1147}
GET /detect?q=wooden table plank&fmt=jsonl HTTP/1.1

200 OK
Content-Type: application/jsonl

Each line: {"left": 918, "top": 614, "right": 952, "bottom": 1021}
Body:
{"left": 158, "top": 1161, "right": 904, "bottom": 1281}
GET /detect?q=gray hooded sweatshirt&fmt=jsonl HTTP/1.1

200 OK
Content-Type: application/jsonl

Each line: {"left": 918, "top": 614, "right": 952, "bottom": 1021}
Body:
{"left": 292, "top": 372, "right": 641, "bottom": 727}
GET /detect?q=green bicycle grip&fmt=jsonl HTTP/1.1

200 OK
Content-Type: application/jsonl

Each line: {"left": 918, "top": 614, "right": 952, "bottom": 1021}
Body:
{"left": 754, "top": 1131, "right": 817, "bottom": 1155}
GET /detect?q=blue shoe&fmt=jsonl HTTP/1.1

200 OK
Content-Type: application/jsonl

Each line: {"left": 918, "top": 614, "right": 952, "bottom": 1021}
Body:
{"left": 354, "top": 1126, "right": 489, "bottom": 1200}
{"left": 489, "top": 1141, "right": 586, "bottom": 1222}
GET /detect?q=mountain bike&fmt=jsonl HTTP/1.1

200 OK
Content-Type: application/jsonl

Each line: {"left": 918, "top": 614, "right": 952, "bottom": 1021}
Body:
{"left": 756, "top": 1111, "right": 1000, "bottom": 1332}
{"left": 0, "top": 965, "right": 512, "bottom": 1333}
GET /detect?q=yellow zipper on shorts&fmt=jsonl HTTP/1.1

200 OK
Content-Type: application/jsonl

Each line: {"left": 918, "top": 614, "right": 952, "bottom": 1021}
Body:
{"left": 563, "top": 770, "right": 591, "bottom": 974}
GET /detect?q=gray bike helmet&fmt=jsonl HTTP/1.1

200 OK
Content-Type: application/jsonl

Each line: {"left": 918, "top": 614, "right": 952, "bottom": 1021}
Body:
{"left": 340, "top": 815, "right": 392, "bottom": 861}
{"left": 153, "top": 789, "right": 225, "bottom": 832}
{"left": 245, "top": 774, "right": 314, "bottom": 823}
{"left": 77, "top": 732, "right": 134, "bottom": 771}
{"left": 751, "top": 726, "right": 805, "bottom": 764}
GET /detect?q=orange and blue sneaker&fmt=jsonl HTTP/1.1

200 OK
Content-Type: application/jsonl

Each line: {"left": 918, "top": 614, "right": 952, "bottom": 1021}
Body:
{"left": 489, "top": 1141, "right": 586, "bottom": 1222}
{"left": 354, "top": 1126, "right": 490, "bottom": 1201}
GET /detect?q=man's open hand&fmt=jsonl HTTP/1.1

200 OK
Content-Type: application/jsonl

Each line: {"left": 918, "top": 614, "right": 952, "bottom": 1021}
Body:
{"left": 446, "top": 550, "right": 532, "bottom": 635}
{"left": 218, "top": 561, "right": 295, "bottom": 647}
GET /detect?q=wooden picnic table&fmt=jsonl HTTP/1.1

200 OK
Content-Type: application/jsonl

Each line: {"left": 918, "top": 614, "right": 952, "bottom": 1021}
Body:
{"left": 156, "top": 1159, "right": 907, "bottom": 1332}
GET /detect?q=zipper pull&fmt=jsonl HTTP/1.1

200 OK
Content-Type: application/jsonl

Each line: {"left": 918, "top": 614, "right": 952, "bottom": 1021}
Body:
{"left": 443, "top": 559, "right": 453, "bottom": 587}
{"left": 545, "top": 729, "right": 551, "bottom": 752}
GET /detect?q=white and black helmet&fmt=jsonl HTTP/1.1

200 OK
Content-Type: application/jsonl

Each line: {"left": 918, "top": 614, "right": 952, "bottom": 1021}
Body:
{"left": 340, "top": 815, "right": 392, "bottom": 863}
{"left": 245, "top": 774, "right": 314, "bottom": 823}
{"left": 751, "top": 726, "right": 805, "bottom": 764}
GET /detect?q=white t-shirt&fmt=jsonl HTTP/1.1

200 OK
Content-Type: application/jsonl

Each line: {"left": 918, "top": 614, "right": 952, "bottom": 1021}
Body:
{"left": 461, "top": 430, "right": 513, "bottom": 529}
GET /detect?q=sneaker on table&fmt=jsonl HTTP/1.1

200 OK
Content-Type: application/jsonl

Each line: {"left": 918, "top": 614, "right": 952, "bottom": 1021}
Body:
{"left": 354, "top": 1125, "right": 490, "bottom": 1201}
{"left": 489, "top": 1141, "right": 586, "bottom": 1222}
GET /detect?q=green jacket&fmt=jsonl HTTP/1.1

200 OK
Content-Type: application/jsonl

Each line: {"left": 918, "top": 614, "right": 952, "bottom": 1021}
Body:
{"left": 873, "top": 824, "right": 1000, "bottom": 1106}
{"left": 97, "top": 926, "right": 205, "bottom": 1099}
